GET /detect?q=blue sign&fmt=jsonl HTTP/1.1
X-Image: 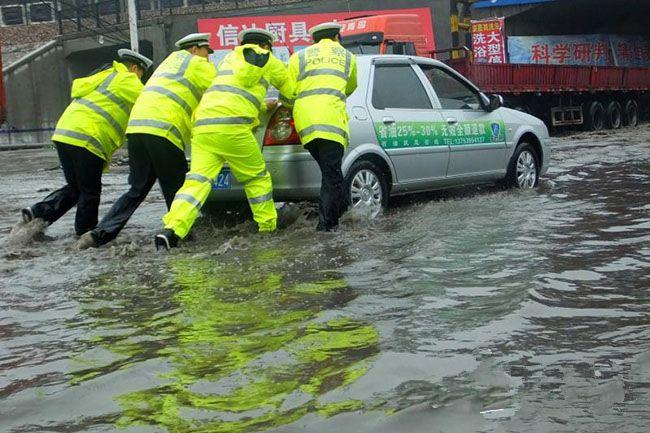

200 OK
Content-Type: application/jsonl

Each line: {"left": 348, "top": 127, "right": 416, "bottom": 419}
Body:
{"left": 508, "top": 34, "right": 650, "bottom": 67}
{"left": 507, "top": 34, "right": 612, "bottom": 66}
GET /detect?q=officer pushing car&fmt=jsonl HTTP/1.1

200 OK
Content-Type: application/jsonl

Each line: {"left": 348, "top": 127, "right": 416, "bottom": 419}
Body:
{"left": 155, "top": 28, "right": 295, "bottom": 250}
{"left": 20, "top": 49, "right": 152, "bottom": 238}
{"left": 76, "top": 33, "right": 216, "bottom": 250}
{"left": 288, "top": 22, "right": 358, "bottom": 232}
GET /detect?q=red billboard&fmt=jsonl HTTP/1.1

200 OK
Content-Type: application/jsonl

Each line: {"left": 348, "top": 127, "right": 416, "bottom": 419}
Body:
{"left": 198, "top": 8, "right": 434, "bottom": 63}
{"left": 471, "top": 18, "right": 506, "bottom": 64}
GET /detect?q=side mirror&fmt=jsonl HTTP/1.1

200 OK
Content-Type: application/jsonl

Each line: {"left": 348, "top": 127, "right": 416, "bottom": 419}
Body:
{"left": 487, "top": 94, "right": 504, "bottom": 112}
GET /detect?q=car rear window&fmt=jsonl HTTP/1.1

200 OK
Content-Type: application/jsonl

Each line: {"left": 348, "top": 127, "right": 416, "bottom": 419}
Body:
{"left": 372, "top": 64, "right": 432, "bottom": 110}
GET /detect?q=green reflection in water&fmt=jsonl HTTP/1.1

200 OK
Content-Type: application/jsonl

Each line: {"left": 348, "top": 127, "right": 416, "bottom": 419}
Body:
{"left": 72, "top": 247, "right": 379, "bottom": 432}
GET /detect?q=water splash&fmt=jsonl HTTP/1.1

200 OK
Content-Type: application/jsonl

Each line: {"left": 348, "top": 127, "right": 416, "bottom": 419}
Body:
{"left": 4, "top": 218, "right": 48, "bottom": 247}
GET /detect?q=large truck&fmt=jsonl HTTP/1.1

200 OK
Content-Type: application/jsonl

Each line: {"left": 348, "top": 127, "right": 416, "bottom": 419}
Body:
{"left": 340, "top": 13, "right": 650, "bottom": 131}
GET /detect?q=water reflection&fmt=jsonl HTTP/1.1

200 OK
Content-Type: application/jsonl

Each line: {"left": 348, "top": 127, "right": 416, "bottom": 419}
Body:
{"left": 3, "top": 129, "right": 650, "bottom": 432}
{"left": 70, "top": 245, "right": 379, "bottom": 432}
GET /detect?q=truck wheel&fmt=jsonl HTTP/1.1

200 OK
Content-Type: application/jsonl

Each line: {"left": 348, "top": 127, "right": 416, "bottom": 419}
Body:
{"left": 584, "top": 101, "right": 605, "bottom": 131}
{"left": 505, "top": 142, "right": 539, "bottom": 190}
{"left": 623, "top": 100, "right": 639, "bottom": 127}
{"left": 605, "top": 101, "right": 622, "bottom": 129}
{"left": 345, "top": 159, "right": 388, "bottom": 218}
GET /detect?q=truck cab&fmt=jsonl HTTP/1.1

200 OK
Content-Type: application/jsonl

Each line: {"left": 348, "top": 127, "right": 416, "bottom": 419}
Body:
{"left": 339, "top": 14, "right": 432, "bottom": 57}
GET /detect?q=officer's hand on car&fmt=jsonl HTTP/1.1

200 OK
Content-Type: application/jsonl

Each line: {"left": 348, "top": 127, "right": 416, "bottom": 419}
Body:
{"left": 265, "top": 99, "right": 278, "bottom": 111}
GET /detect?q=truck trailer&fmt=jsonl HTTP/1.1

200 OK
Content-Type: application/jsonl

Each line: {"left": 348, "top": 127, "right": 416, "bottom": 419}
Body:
{"left": 340, "top": 13, "right": 650, "bottom": 131}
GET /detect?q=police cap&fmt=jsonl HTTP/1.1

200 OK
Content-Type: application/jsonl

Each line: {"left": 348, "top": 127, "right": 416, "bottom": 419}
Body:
{"left": 175, "top": 33, "right": 214, "bottom": 53}
{"left": 117, "top": 49, "right": 153, "bottom": 71}
{"left": 308, "top": 22, "right": 343, "bottom": 40}
{"left": 238, "top": 28, "right": 277, "bottom": 46}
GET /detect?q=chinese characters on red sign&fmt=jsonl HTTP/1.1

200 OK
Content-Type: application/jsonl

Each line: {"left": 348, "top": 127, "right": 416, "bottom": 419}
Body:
{"left": 471, "top": 18, "right": 506, "bottom": 64}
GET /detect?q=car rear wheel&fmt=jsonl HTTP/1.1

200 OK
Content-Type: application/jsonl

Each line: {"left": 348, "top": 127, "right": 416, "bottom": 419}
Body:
{"left": 345, "top": 160, "right": 388, "bottom": 218}
{"left": 506, "top": 143, "right": 539, "bottom": 190}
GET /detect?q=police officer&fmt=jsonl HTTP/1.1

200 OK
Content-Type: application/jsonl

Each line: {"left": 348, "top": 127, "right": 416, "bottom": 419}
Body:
{"left": 76, "top": 34, "right": 216, "bottom": 250}
{"left": 288, "top": 22, "right": 357, "bottom": 232}
{"left": 21, "top": 49, "right": 151, "bottom": 237}
{"left": 155, "top": 29, "right": 294, "bottom": 250}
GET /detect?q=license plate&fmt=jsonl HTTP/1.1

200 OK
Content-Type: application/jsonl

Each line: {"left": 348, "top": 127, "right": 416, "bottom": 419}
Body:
{"left": 213, "top": 170, "right": 231, "bottom": 190}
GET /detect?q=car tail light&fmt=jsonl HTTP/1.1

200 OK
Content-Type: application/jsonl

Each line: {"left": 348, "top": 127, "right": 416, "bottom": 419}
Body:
{"left": 264, "top": 106, "right": 301, "bottom": 146}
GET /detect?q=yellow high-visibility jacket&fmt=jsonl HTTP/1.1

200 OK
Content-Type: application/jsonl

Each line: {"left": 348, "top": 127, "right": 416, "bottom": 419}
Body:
{"left": 52, "top": 61, "right": 143, "bottom": 162}
{"left": 288, "top": 39, "right": 357, "bottom": 147}
{"left": 193, "top": 44, "right": 294, "bottom": 134}
{"left": 127, "top": 50, "right": 216, "bottom": 150}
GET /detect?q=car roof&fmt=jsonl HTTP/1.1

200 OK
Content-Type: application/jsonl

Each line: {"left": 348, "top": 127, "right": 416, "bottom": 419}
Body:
{"left": 355, "top": 54, "right": 448, "bottom": 68}
{"left": 354, "top": 54, "right": 483, "bottom": 95}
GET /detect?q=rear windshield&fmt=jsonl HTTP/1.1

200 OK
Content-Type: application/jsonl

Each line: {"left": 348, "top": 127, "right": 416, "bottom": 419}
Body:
{"left": 341, "top": 32, "right": 383, "bottom": 55}
{"left": 343, "top": 43, "right": 380, "bottom": 55}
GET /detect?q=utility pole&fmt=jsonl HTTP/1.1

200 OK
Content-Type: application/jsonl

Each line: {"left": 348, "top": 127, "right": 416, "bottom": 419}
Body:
{"left": 450, "top": 0, "right": 477, "bottom": 58}
{"left": 450, "top": 0, "right": 460, "bottom": 58}
{"left": 127, "top": 0, "right": 139, "bottom": 52}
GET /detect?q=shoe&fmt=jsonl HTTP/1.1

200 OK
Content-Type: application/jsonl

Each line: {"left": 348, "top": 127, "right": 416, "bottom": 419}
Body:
{"left": 305, "top": 209, "right": 319, "bottom": 220}
{"left": 316, "top": 223, "right": 338, "bottom": 232}
{"left": 258, "top": 229, "right": 276, "bottom": 238}
{"left": 155, "top": 229, "right": 179, "bottom": 251}
{"left": 21, "top": 207, "right": 34, "bottom": 223}
{"left": 76, "top": 231, "right": 98, "bottom": 250}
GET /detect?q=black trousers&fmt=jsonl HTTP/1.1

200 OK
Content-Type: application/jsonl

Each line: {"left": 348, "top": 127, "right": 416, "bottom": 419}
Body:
{"left": 305, "top": 138, "right": 348, "bottom": 231}
{"left": 91, "top": 133, "right": 188, "bottom": 246}
{"left": 31, "top": 141, "right": 104, "bottom": 236}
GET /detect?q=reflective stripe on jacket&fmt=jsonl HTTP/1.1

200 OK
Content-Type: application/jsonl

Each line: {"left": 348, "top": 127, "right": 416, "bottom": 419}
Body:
{"left": 52, "top": 61, "right": 143, "bottom": 162}
{"left": 126, "top": 50, "right": 216, "bottom": 150}
{"left": 288, "top": 39, "right": 357, "bottom": 147}
{"left": 193, "top": 44, "right": 294, "bottom": 135}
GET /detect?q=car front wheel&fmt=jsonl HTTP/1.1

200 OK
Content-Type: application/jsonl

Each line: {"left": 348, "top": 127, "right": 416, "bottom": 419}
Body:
{"left": 506, "top": 143, "right": 539, "bottom": 190}
{"left": 345, "top": 160, "right": 388, "bottom": 218}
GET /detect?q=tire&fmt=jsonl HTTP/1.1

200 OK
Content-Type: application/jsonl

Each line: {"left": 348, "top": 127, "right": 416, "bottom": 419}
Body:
{"left": 623, "top": 99, "right": 639, "bottom": 127}
{"left": 605, "top": 100, "right": 622, "bottom": 129}
{"left": 505, "top": 142, "right": 539, "bottom": 190}
{"left": 345, "top": 159, "right": 389, "bottom": 218}
{"left": 584, "top": 101, "right": 605, "bottom": 131}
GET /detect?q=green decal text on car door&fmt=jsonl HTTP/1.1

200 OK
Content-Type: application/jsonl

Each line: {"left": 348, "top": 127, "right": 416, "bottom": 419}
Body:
{"left": 374, "top": 121, "right": 505, "bottom": 149}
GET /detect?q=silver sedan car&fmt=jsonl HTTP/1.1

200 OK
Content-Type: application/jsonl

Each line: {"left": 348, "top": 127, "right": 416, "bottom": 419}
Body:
{"left": 208, "top": 54, "right": 551, "bottom": 215}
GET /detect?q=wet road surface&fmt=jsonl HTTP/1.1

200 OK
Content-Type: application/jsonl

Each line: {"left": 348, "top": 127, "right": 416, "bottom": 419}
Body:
{"left": 1, "top": 125, "right": 649, "bottom": 432}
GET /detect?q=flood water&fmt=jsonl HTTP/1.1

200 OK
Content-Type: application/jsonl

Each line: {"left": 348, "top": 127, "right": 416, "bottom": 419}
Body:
{"left": 1, "top": 126, "right": 649, "bottom": 432}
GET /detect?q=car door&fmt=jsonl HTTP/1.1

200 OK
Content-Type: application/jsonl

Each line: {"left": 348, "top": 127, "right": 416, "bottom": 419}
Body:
{"left": 366, "top": 59, "right": 449, "bottom": 184}
{"left": 417, "top": 64, "right": 506, "bottom": 179}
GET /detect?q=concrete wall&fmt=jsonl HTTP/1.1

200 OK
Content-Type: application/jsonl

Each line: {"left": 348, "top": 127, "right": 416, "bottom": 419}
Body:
{"left": 2, "top": 24, "right": 167, "bottom": 134}
{"left": 2, "top": 0, "right": 453, "bottom": 135}
{"left": 2, "top": 42, "right": 67, "bottom": 144}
